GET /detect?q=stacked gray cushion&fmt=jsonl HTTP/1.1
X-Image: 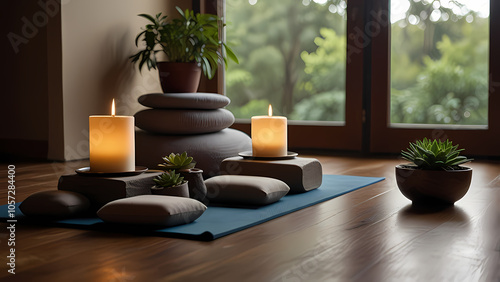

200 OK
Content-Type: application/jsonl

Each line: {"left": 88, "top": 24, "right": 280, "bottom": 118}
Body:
{"left": 135, "top": 93, "right": 251, "bottom": 178}
{"left": 138, "top": 93, "right": 230, "bottom": 109}
{"left": 135, "top": 108, "right": 234, "bottom": 134}
{"left": 135, "top": 93, "right": 235, "bottom": 134}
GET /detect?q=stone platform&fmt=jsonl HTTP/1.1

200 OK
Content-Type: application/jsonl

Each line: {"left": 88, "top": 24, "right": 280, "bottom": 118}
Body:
{"left": 58, "top": 172, "right": 162, "bottom": 211}
{"left": 220, "top": 156, "right": 323, "bottom": 193}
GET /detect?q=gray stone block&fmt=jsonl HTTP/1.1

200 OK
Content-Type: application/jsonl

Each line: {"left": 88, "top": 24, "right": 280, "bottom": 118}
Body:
{"left": 220, "top": 157, "right": 322, "bottom": 193}
{"left": 58, "top": 172, "right": 162, "bottom": 211}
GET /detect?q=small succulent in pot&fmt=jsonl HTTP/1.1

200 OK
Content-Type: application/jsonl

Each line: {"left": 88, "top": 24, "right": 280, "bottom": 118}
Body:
{"left": 152, "top": 170, "right": 189, "bottom": 197}
{"left": 153, "top": 170, "right": 185, "bottom": 188}
{"left": 158, "top": 152, "right": 196, "bottom": 170}
{"left": 400, "top": 138, "right": 473, "bottom": 170}
{"left": 396, "top": 138, "right": 473, "bottom": 205}
{"left": 158, "top": 152, "right": 207, "bottom": 202}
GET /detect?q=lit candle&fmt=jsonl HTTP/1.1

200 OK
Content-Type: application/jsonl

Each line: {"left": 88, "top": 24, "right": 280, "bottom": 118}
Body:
{"left": 251, "top": 104, "right": 287, "bottom": 157}
{"left": 89, "top": 99, "right": 135, "bottom": 172}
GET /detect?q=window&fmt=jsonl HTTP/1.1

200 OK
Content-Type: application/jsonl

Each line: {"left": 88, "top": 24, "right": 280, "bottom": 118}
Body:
{"left": 371, "top": 0, "right": 500, "bottom": 155}
{"left": 205, "top": 0, "right": 500, "bottom": 156}
{"left": 226, "top": 0, "right": 347, "bottom": 122}
{"left": 221, "top": 0, "right": 363, "bottom": 151}
{"left": 390, "top": 0, "right": 489, "bottom": 126}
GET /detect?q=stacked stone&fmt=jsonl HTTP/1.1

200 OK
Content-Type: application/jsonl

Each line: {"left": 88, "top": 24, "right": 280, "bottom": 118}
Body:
{"left": 134, "top": 93, "right": 252, "bottom": 178}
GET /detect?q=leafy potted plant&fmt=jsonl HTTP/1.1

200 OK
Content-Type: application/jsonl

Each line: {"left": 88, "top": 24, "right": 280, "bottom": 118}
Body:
{"left": 152, "top": 170, "right": 189, "bottom": 197}
{"left": 130, "top": 7, "right": 239, "bottom": 93}
{"left": 396, "top": 138, "right": 473, "bottom": 205}
{"left": 158, "top": 152, "right": 207, "bottom": 202}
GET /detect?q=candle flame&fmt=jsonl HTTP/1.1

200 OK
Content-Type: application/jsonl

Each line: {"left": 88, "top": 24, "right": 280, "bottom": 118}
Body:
{"left": 111, "top": 99, "right": 115, "bottom": 117}
{"left": 268, "top": 104, "right": 273, "bottom": 116}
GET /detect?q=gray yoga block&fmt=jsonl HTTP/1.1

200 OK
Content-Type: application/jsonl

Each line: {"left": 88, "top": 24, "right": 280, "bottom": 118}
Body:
{"left": 58, "top": 172, "right": 162, "bottom": 211}
{"left": 220, "top": 157, "right": 322, "bottom": 193}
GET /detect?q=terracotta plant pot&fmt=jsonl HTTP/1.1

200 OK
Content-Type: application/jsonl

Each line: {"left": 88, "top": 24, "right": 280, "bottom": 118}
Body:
{"left": 395, "top": 165, "right": 472, "bottom": 205}
{"left": 151, "top": 181, "right": 190, "bottom": 197}
{"left": 157, "top": 62, "right": 201, "bottom": 93}
{"left": 179, "top": 168, "right": 207, "bottom": 203}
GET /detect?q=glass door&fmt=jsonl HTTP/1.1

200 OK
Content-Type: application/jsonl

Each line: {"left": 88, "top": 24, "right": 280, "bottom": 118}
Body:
{"left": 370, "top": 0, "right": 500, "bottom": 156}
{"left": 224, "top": 0, "right": 364, "bottom": 151}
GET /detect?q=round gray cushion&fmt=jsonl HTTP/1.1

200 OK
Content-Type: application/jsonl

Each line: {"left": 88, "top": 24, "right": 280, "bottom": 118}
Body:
{"left": 19, "top": 190, "right": 90, "bottom": 218}
{"left": 138, "top": 93, "right": 231, "bottom": 109}
{"left": 135, "top": 109, "right": 235, "bottom": 134}
{"left": 135, "top": 128, "right": 252, "bottom": 178}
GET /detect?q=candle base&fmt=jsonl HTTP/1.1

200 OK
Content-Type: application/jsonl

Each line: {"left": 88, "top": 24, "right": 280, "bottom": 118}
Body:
{"left": 238, "top": 151, "right": 298, "bottom": 160}
{"left": 75, "top": 166, "right": 148, "bottom": 177}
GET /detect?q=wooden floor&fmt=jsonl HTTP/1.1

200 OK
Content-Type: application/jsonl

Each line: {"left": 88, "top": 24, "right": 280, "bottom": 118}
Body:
{"left": 1, "top": 155, "right": 499, "bottom": 281}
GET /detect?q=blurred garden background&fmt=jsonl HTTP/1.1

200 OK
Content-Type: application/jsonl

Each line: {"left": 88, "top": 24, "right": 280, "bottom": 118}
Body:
{"left": 225, "top": 0, "right": 489, "bottom": 125}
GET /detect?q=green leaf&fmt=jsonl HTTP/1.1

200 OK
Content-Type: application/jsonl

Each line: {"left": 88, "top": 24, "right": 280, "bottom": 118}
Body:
{"left": 223, "top": 43, "right": 239, "bottom": 64}
{"left": 175, "top": 6, "right": 184, "bottom": 17}
{"left": 430, "top": 139, "right": 438, "bottom": 154}
{"left": 201, "top": 56, "right": 213, "bottom": 79}
{"left": 173, "top": 155, "right": 181, "bottom": 164}
{"left": 138, "top": 13, "right": 157, "bottom": 24}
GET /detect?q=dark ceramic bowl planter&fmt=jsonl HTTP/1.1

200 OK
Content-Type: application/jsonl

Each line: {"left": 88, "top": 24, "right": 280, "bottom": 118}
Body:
{"left": 157, "top": 62, "right": 201, "bottom": 93}
{"left": 151, "top": 181, "right": 190, "bottom": 197}
{"left": 395, "top": 165, "right": 472, "bottom": 205}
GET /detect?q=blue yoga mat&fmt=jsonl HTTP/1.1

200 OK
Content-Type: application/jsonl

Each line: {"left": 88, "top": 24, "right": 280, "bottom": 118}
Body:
{"left": 0, "top": 175, "right": 384, "bottom": 240}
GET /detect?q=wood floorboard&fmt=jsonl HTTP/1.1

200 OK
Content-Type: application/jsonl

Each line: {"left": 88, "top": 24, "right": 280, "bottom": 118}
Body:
{"left": 0, "top": 156, "right": 499, "bottom": 281}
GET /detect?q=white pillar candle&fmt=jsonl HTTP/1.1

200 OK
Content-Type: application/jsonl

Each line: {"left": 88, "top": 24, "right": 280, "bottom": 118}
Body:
{"left": 251, "top": 105, "right": 288, "bottom": 157}
{"left": 89, "top": 99, "right": 135, "bottom": 172}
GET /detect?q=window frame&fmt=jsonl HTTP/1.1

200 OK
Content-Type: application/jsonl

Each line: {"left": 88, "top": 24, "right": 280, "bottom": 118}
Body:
{"left": 207, "top": 0, "right": 365, "bottom": 151}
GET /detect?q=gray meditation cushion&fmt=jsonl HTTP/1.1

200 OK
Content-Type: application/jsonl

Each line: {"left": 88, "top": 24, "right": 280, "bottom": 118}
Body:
{"left": 138, "top": 93, "right": 231, "bottom": 110}
{"left": 19, "top": 190, "right": 90, "bottom": 218}
{"left": 97, "top": 195, "right": 207, "bottom": 226}
{"left": 135, "top": 128, "right": 252, "bottom": 178}
{"left": 204, "top": 175, "right": 290, "bottom": 206}
{"left": 135, "top": 108, "right": 235, "bottom": 134}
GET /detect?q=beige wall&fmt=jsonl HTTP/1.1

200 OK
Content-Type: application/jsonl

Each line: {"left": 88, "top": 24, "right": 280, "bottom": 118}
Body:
{"left": 1, "top": 0, "right": 192, "bottom": 161}
{"left": 55, "top": 0, "right": 190, "bottom": 160}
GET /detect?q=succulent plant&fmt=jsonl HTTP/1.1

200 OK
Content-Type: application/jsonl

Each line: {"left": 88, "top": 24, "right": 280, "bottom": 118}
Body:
{"left": 158, "top": 152, "right": 196, "bottom": 170}
{"left": 401, "top": 138, "right": 473, "bottom": 170}
{"left": 153, "top": 170, "right": 185, "bottom": 188}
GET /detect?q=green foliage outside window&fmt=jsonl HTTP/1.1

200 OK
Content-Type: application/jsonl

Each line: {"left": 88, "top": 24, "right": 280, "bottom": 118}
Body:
{"left": 226, "top": 0, "right": 489, "bottom": 125}
{"left": 391, "top": 1, "right": 489, "bottom": 125}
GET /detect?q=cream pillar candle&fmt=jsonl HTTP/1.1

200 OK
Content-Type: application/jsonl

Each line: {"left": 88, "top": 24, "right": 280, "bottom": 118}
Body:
{"left": 89, "top": 99, "right": 135, "bottom": 172}
{"left": 251, "top": 105, "right": 288, "bottom": 157}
